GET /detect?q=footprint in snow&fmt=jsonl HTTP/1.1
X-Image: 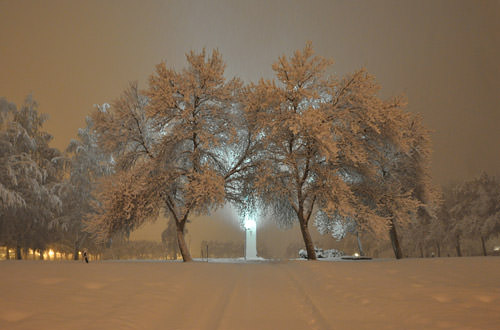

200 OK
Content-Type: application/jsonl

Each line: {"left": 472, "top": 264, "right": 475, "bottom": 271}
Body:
{"left": 475, "top": 295, "right": 494, "bottom": 303}
{"left": 432, "top": 294, "right": 451, "bottom": 303}
{"left": 37, "top": 277, "right": 66, "bottom": 285}
{"left": 84, "top": 282, "right": 106, "bottom": 289}
{"left": 0, "top": 311, "right": 30, "bottom": 322}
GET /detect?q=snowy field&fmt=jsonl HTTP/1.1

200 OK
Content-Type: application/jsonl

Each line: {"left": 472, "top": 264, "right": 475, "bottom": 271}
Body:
{"left": 1, "top": 257, "right": 499, "bottom": 329}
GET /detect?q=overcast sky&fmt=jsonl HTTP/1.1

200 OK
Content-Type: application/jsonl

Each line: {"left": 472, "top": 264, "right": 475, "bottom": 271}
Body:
{"left": 1, "top": 0, "right": 499, "bottom": 251}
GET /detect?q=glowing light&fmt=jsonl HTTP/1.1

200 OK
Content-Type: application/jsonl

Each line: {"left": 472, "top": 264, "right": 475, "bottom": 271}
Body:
{"left": 48, "top": 249, "right": 55, "bottom": 258}
{"left": 494, "top": 246, "right": 500, "bottom": 252}
{"left": 354, "top": 252, "right": 360, "bottom": 257}
{"left": 244, "top": 218, "right": 256, "bottom": 230}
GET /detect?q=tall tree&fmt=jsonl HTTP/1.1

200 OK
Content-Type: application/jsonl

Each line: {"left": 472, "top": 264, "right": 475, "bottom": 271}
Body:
{"left": 145, "top": 49, "right": 245, "bottom": 262}
{"left": 248, "top": 43, "right": 434, "bottom": 259}
{"left": 246, "top": 43, "right": 341, "bottom": 260}
{"left": 315, "top": 58, "right": 437, "bottom": 260}
{"left": 87, "top": 51, "right": 254, "bottom": 262}
{"left": 445, "top": 173, "right": 500, "bottom": 256}
{"left": 53, "top": 115, "right": 113, "bottom": 259}
{"left": 368, "top": 112, "right": 438, "bottom": 259}
{"left": 0, "top": 98, "right": 26, "bottom": 211}
{"left": 0, "top": 96, "right": 63, "bottom": 259}
{"left": 85, "top": 85, "right": 161, "bottom": 248}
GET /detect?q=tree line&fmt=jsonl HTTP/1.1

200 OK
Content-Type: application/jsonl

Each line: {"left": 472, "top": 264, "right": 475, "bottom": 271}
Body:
{"left": 1, "top": 43, "right": 498, "bottom": 261}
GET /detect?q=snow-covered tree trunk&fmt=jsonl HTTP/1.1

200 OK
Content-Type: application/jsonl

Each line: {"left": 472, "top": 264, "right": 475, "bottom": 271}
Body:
{"left": 455, "top": 234, "right": 462, "bottom": 257}
{"left": 356, "top": 231, "right": 365, "bottom": 256}
{"left": 175, "top": 221, "right": 192, "bottom": 262}
{"left": 389, "top": 221, "right": 403, "bottom": 259}
{"left": 480, "top": 236, "right": 487, "bottom": 256}
{"left": 15, "top": 245, "right": 22, "bottom": 260}
{"left": 298, "top": 213, "right": 316, "bottom": 260}
{"left": 73, "top": 244, "right": 79, "bottom": 261}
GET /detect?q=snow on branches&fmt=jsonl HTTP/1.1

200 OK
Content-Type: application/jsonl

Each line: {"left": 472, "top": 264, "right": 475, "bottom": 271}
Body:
{"left": 0, "top": 96, "right": 64, "bottom": 256}
{"left": 244, "top": 42, "right": 436, "bottom": 259}
{"left": 84, "top": 43, "right": 436, "bottom": 261}
{"left": 86, "top": 49, "right": 248, "bottom": 261}
{"left": 85, "top": 165, "right": 161, "bottom": 242}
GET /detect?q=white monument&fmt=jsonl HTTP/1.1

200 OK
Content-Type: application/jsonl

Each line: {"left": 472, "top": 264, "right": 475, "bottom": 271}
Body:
{"left": 244, "top": 217, "right": 257, "bottom": 259}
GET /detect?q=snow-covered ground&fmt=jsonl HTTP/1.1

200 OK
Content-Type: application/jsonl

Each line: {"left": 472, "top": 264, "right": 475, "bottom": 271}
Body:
{"left": 1, "top": 257, "right": 499, "bottom": 329}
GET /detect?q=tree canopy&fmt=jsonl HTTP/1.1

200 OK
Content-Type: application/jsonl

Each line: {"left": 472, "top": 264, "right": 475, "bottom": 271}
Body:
{"left": 246, "top": 42, "right": 437, "bottom": 259}
{"left": 2, "top": 43, "right": 445, "bottom": 262}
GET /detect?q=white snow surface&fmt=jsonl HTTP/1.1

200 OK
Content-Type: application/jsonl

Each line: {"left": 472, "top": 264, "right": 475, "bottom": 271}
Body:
{"left": 1, "top": 257, "right": 499, "bottom": 329}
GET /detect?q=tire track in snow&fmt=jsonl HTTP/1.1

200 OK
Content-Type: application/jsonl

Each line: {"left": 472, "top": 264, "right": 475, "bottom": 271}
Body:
{"left": 167, "top": 264, "right": 240, "bottom": 330}
{"left": 201, "top": 269, "right": 239, "bottom": 330}
{"left": 214, "top": 262, "right": 317, "bottom": 329}
{"left": 280, "top": 263, "right": 332, "bottom": 330}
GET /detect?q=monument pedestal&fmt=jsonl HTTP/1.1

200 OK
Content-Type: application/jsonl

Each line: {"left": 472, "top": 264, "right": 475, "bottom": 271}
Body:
{"left": 244, "top": 218, "right": 257, "bottom": 259}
